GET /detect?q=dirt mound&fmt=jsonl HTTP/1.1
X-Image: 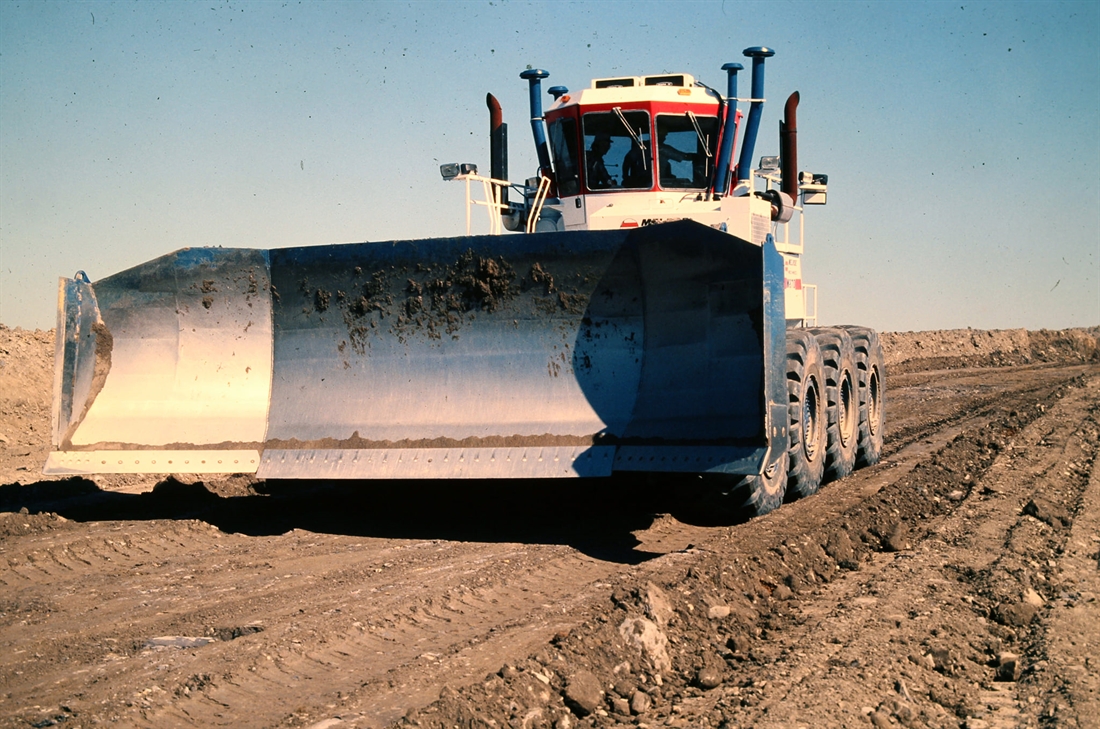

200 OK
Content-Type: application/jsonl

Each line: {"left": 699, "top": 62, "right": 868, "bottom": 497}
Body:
{"left": 0, "top": 325, "right": 54, "bottom": 484}
{"left": 881, "top": 327, "right": 1099, "bottom": 374}
{"left": 0, "top": 324, "right": 53, "bottom": 418}
{"left": 1028, "top": 327, "right": 1100, "bottom": 364}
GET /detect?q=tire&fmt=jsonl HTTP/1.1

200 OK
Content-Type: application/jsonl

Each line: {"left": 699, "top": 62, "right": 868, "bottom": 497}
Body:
{"left": 809, "top": 328, "right": 859, "bottom": 482}
{"left": 785, "top": 329, "right": 827, "bottom": 500}
{"left": 740, "top": 452, "right": 789, "bottom": 517}
{"left": 697, "top": 452, "right": 789, "bottom": 523}
{"left": 841, "top": 326, "right": 886, "bottom": 467}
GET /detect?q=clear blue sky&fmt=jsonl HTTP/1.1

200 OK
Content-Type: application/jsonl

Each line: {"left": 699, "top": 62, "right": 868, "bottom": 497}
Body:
{"left": 2, "top": 0, "right": 1097, "bottom": 332}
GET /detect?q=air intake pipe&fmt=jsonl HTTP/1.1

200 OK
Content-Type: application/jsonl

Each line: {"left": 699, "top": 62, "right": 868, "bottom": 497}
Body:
{"left": 486, "top": 93, "right": 508, "bottom": 206}
{"left": 735, "top": 47, "right": 774, "bottom": 183}
{"left": 519, "top": 69, "right": 554, "bottom": 181}
{"left": 711, "top": 62, "right": 743, "bottom": 198}
{"left": 780, "top": 91, "right": 799, "bottom": 203}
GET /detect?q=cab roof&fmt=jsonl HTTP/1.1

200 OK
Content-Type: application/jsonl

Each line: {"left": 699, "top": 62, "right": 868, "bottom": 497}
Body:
{"left": 548, "top": 73, "right": 720, "bottom": 111}
{"left": 590, "top": 73, "right": 697, "bottom": 89}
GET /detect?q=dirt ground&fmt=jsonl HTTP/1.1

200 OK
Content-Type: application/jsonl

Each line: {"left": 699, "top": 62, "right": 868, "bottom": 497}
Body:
{"left": 1, "top": 324, "right": 1098, "bottom": 729}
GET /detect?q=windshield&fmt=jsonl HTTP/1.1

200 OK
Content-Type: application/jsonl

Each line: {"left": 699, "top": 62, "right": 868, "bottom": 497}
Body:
{"left": 656, "top": 114, "right": 720, "bottom": 189}
{"left": 548, "top": 117, "right": 580, "bottom": 197}
{"left": 581, "top": 110, "right": 652, "bottom": 191}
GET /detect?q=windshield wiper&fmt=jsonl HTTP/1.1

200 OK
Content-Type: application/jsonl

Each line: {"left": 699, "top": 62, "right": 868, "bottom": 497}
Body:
{"left": 613, "top": 107, "right": 648, "bottom": 161}
{"left": 686, "top": 111, "right": 713, "bottom": 158}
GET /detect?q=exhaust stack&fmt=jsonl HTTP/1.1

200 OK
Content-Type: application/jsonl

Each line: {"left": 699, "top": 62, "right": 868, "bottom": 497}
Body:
{"left": 519, "top": 68, "right": 553, "bottom": 180}
{"left": 486, "top": 93, "right": 508, "bottom": 206}
{"left": 711, "top": 62, "right": 743, "bottom": 198}
{"left": 735, "top": 47, "right": 774, "bottom": 183}
{"left": 780, "top": 91, "right": 799, "bottom": 202}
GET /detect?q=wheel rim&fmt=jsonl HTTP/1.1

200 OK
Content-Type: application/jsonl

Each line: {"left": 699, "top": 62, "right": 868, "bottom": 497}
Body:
{"left": 838, "top": 369, "right": 856, "bottom": 446}
{"left": 803, "top": 376, "right": 821, "bottom": 462}
{"left": 867, "top": 366, "right": 881, "bottom": 436}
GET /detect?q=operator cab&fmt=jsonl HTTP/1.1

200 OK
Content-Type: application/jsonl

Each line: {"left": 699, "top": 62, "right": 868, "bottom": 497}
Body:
{"left": 544, "top": 74, "right": 724, "bottom": 197}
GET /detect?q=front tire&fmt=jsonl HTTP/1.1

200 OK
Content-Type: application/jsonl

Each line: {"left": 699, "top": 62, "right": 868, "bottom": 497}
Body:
{"left": 698, "top": 453, "right": 789, "bottom": 523}
{"left": 739, "top": 453, "right": 789, "bottom": 517}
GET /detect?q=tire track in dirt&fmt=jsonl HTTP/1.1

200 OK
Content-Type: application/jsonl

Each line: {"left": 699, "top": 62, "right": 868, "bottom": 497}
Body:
{"left": 1033, "top": 427, "right": 1100, "bottom": 728}
{"left": 149, "top": 545, "right": 622, "bottom": 727}
{"left": 884, "top": 364, "right": 1094, "bottom": 458}
{"left": 0, "top": 509, "right": 635, "bottom": 728}
{"left": 627, "top": 366, "right": 1094, "bottom": 568}
{"left": 392, "top": 370, "right": 1097, "bottom": 729}
{"left": 675, "top": 372, "right": 1100, "bottom": 728}
{"left": 0, "top": 364, "right": 1095, "bottom": 728}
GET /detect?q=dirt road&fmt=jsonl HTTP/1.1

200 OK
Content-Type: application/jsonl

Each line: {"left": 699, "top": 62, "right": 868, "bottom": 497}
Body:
{"left": 1, "top": 326, "right": 1098, "bottom": 728}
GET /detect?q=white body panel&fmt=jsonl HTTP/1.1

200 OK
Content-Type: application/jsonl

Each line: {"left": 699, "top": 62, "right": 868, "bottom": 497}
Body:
{"left": 554, "top": 190, "right": 809, "bottom": 323}
{"left": 781, "top": 253, "right": 805, "bottom": 322}
{"left": 561, "top": 77, "right": 717, "bottom": 109}
{"left": 560, "top": 192, "right": 771, "bottom": 241}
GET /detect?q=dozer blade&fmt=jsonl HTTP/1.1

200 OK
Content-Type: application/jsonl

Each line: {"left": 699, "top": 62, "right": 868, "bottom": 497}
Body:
{"left": 45, "top": 220, "right": 787, "bottom": 479}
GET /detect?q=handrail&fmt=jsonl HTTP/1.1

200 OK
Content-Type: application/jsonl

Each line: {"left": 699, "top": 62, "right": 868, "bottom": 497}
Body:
{"left": 452, "top": 171, "right": 550, "bottom": 236}
{"left": 456, "top": 173, "right": 512, "bottom": 236}
{"left": 525, "top": 176, "right": 552, "bottom": 234}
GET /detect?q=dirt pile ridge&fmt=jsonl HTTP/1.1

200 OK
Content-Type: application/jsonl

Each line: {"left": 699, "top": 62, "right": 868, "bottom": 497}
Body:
{"left": 0, "top": 325, "right": 53, "bottom": 483}
{"left": 881, "top": 327, "right": 1099, "bottom": 374}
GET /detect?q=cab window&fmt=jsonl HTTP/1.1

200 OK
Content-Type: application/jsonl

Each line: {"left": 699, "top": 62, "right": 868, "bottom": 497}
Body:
{"left": 548, "top": 117, "right": 580, "bottom": 197}
{"left": 581, "top": 110, "right": 651, "bottom": 191}
{"left": 656, "top": 114, "right": 719, "bottom": 189}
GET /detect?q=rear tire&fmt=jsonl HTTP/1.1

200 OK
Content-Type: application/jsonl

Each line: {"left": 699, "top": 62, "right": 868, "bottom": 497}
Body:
{"left": 810, "top": 328, "right": 859, "bottom": 482}
{"left": 785, "top": 330, "right": 827, "bottom": 500}
{"left": 842, "top": 326, "right": 886, "bottom": 467}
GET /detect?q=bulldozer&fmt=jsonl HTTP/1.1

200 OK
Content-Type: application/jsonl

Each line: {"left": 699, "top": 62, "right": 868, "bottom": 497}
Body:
{"left": 46, "top": 47, "right": 884, "bottom": 520}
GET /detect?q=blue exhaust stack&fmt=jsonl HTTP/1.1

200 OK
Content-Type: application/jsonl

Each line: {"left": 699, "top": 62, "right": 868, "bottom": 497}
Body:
{"left": 735, "top": 47, "right": 775, "bottom": 183}
{"left": 520, "top": 69, "right": 553, "bottom": 179}
{"left": 712, "top": 62, "right": 744, "bottom": 197}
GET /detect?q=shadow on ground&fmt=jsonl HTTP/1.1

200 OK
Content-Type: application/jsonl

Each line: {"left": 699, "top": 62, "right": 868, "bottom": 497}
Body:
{"left": 0, "top": 473, "right": 737, "bottom": 564}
